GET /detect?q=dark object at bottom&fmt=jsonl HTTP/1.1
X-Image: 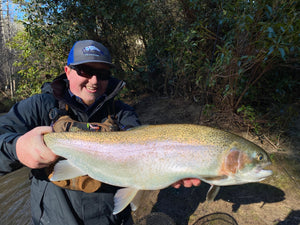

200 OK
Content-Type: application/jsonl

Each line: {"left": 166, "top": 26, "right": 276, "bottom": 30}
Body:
{"left": 134, "top": 212, "right": 176, "bottom": 225}
{"left": 193, "top": 212, "right": 238, "bottom": 225}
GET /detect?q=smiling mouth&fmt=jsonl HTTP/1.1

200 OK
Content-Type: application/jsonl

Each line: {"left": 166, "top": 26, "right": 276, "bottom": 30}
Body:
{"left": 86, "top": 86, "right": 98, "bottom": 92}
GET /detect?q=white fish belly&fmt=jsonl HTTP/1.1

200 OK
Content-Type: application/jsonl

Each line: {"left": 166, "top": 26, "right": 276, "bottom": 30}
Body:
{"left": 50, "top": 139, "right": 219, "bottom": 190}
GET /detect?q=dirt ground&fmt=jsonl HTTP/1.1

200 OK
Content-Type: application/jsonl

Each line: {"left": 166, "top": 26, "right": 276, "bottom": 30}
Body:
{"left": 0, "top": 96, "right": 299, "bottom": 225}
{"left": 130, "top": 96, "right": 300, "bottom": 225}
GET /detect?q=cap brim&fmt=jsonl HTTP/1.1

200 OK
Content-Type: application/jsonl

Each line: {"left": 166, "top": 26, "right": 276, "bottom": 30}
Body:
{"left": 69, "top": 60, "right": 115, "bottom": 67}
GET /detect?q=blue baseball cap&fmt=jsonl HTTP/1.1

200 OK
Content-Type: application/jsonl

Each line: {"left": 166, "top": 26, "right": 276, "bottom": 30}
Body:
{"left": 67, "top": 40, "right": 113, "bottom": 67}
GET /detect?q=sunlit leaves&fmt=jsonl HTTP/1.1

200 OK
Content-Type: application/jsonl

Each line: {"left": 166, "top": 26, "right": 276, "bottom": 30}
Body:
{"left": 8, "top": 0, "right": 299, "bottom": 118}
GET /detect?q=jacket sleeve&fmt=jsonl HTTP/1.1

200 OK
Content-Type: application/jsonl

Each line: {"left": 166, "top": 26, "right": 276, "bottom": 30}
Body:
{"left": 114, "top": 100, "right": 141, "bottom": 130}
{"left": 0, "top": 93, "right": 54, "bottom": 175}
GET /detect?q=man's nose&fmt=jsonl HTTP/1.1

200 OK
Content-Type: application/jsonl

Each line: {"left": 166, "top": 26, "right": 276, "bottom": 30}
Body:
{"left": 89, "top": 75, "right": 99, "bottom": 83}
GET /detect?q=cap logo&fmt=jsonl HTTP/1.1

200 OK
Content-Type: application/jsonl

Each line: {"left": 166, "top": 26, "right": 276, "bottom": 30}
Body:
{"left": 82, "top": 45, "right": 105, "bottom": 57}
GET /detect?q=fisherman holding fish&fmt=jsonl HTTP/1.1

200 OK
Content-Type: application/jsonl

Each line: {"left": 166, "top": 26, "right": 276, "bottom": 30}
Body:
{"left": 0, "top": 40, "right": 200, "bottom": 225}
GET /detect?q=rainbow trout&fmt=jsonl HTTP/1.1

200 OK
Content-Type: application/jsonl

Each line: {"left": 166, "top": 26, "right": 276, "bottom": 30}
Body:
{"left": 44, "top": 124, "right": 272, "bottom": 214}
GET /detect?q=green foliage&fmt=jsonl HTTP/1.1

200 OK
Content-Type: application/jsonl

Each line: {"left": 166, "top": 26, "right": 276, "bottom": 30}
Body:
{"left": 205, "top": 0, "right": 299, "bottom": 111}
{"left": 9, "top": 30, "right": 62, "bottom": 99}
{"left": 9, "top": 0, "right": 299, "bottom": 130}
{"left": 237, "top": 105, "right": 261, "bottom": 134}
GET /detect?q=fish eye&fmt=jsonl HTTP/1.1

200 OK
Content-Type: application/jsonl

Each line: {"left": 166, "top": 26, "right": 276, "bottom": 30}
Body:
{"left": 257, "top": 153, "right": 264, "bottom": 161}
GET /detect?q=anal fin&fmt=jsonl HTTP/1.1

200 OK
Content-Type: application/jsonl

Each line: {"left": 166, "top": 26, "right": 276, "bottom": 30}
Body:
{"left": 113, "top": 187, "right": 139, "bottom": 215}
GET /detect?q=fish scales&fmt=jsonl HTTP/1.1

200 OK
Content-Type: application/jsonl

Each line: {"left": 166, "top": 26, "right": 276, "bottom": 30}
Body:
{"left": 44, "top": 124, "right": 272, "bottom": 214}
{"left": 44, "top": 124, "right": 268, "bottom": 187}
{"left": 46, "top": 138, "right": 219, "bottom": 189}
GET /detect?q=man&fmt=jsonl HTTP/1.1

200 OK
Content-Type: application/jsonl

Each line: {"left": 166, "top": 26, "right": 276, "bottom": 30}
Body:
{"left": 0, "top": 40, "right": 199, "bottom": 224}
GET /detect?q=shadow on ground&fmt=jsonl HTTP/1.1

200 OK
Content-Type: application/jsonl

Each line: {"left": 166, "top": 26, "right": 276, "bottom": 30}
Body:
{"left": 217, "top": 183, "right": 285, "bottom": 212}
{"left": 150, "top": 182, "right": 284, "bottom": 225}
{"left": 276, "top": 210, "right": 300, "bottom": 225}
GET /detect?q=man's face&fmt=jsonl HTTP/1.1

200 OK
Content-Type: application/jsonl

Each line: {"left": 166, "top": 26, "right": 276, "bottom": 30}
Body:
{"left": 65, "top": 62, "right": 110, "bottom": 106}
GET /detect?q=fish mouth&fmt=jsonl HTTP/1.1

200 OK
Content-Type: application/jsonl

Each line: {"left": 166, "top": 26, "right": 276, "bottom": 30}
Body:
{"left": 255, "top": 169, "right": 273, "bottom": 180}
{"left": 253, "top": 162, "right": 273, "bottom": 180}
{"left": 255, "top": 161, "right": 272, "bottom": 171}
{"left": 237, "top": 162, "right": 273, "bottom": 183}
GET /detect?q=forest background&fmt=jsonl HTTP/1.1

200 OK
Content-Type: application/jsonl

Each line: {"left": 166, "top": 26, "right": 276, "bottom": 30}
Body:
{"left": 0, "top": 0, "right": 299, "bottom": 137}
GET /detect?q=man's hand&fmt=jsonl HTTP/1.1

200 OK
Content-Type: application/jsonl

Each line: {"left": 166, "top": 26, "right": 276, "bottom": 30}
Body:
{"left": 16, "top": 126, "right": 58, "bottom": 169}
{"left": 172, "top": 178, "right": 201, "bottom": 189}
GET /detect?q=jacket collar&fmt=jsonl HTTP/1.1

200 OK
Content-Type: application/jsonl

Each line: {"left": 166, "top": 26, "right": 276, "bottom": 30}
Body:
{"left": 43, "top": 73, "right": 125, "bottom": 116}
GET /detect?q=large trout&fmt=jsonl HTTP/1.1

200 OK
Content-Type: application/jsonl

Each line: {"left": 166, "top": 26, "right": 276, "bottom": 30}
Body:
{"left": 44, "top": 124, "right": 272, "bottom": 214}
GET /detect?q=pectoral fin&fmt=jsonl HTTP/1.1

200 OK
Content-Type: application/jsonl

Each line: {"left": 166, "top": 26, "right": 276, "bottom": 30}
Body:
{"left": 113, "top": 187, "right": 139, "bottom": 215}
{"left": 202, "top": 175, "right": 227, "bottom": 181}
{"left": 206, "top": 185, "right": 220, "bottom": 202}
{"left": 50, "top": 160, "right": 86, "bottom": 181}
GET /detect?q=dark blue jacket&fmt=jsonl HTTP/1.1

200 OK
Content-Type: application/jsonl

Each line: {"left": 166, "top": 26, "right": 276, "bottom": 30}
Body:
{"left": 0, "top": 74, "right": 141, "bottom": 225}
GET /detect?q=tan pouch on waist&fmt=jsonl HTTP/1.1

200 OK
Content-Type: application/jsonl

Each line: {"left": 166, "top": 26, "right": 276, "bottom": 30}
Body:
{"left": 48, "top": 168, "right": 101, "bottom": 193}
{"left": 47, "top": 115, "right": 118, "bottom": 192}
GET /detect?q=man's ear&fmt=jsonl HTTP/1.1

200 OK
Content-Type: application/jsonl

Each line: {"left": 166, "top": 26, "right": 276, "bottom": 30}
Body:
{"left": 65, "top": 66, "right": 71, "bottom": 78}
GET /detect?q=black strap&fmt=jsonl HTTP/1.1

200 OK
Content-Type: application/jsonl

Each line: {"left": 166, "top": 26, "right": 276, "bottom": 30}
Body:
{"left": 49, "top": 100, "right": 70, "bottom": 126}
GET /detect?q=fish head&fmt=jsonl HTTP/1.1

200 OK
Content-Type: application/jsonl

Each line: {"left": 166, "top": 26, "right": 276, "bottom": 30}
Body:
{"left": 218, "top": 141, "right": 273, "bottom": 185}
